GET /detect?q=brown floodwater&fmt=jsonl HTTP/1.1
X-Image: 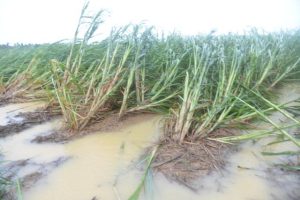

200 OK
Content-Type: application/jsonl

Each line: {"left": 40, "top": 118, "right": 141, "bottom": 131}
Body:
{"left": 23, "top": 115, "right": 161, "bottom": 200}
{"left": 0, "top": 83, "right": 299, "bottom": 200}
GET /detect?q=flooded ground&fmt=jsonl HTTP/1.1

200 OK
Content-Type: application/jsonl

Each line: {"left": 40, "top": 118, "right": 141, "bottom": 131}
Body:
{"left": 24, "top": 115, "right": 161, "bottom": 200}
{"left": 0, "top": 83, "right": 299, "bottom": 200}
{"left": 0, "top": 101, "right": 46, "bottom": 126}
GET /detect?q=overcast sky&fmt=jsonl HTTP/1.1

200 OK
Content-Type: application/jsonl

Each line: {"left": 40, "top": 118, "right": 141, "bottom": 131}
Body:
{"left": 0, "top": 0, "right": 299, "bottom": 44}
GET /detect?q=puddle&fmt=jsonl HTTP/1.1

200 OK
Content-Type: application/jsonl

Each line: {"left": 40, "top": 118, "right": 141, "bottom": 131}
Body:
{"left": 0, "top": 83, "right": 299, "bottom": 200}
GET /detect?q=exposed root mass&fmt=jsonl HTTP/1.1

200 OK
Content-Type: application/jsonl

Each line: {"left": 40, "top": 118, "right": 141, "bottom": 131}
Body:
{"left": 153, "top": 129, "right": 236, "bottom": 187}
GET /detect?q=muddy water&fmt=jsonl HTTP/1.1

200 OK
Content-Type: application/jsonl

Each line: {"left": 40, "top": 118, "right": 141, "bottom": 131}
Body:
{"left": 0, "top": 101, "right": 46, "bottom": 126}
{"left": 0, "top": 83, "right": 299, "bottom": 200}
{"left": 0, "top": 119, "right": 64, "bottom": 163}
{"left": 23, "top": 116, "right": 161, "bottom": 200}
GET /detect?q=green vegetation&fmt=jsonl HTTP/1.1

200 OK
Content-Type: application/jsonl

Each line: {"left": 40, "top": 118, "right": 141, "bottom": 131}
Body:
{"left": 128, "top": 147, "right": 157, "bottom": 200}
{"left": 1, "top": 3, "right": 300, "bottom": 139}
{"left": 0, "top": 3, "right": 300, "bottom": 196}
{"left": 0, "top": 3, "right": 300, "bottom": 200}
{"left": 0, "top": 2, "right": 299, "bottom": 142}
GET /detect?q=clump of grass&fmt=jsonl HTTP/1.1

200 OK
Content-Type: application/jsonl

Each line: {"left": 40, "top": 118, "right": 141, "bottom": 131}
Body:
{"left": 128, "top": 147, "right": 157, "bottom": 200}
